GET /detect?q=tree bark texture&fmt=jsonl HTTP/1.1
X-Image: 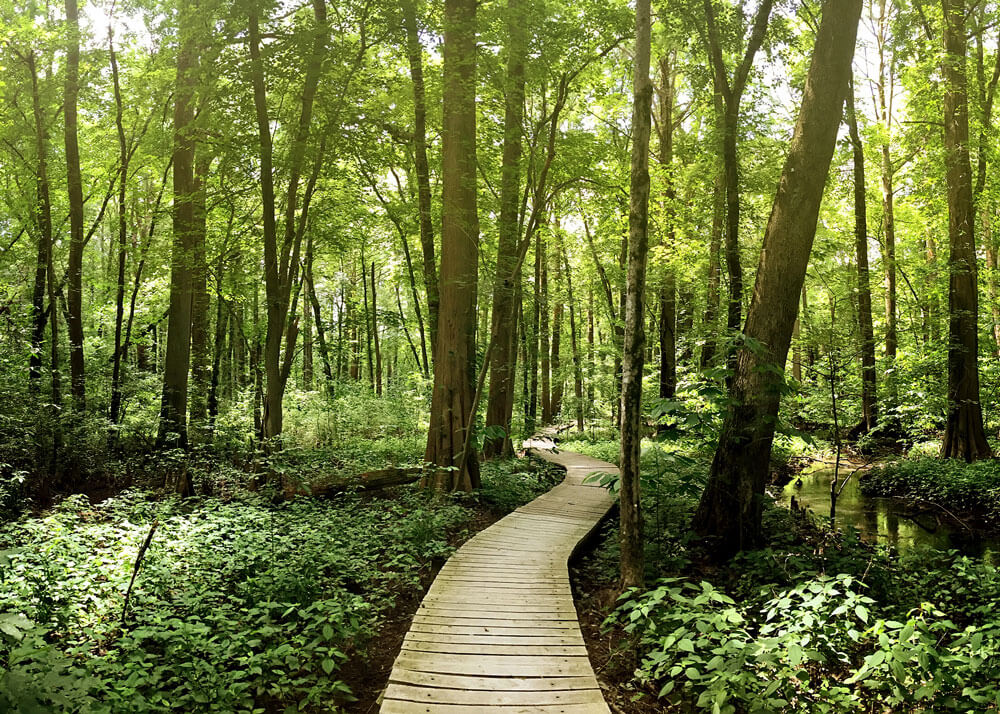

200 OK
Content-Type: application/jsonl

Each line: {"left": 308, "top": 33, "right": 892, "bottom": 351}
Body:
{"left": 423, "top": 0, "right": 481, "bottom": 491}
{"left": 692, "top": 0, "right": 863, "bottom": 554}
{"left": 941, "top": 0, "right": 991, "bottom": 461}
{"left": 620, "top": 0, "right": 653, "bottom": 591}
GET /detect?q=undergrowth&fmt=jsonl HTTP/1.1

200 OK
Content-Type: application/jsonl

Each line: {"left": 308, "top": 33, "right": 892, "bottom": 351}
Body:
{"left": 0, "top": 457, "right": 559, "bottom": 713}
{"left": 577, "top": 443, "right": 1000, "bottom": 713}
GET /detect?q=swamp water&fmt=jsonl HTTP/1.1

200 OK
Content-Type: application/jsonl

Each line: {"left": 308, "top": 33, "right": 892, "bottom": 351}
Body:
{"left": 780, "top": 463, "right": 1000, "bottom": 565}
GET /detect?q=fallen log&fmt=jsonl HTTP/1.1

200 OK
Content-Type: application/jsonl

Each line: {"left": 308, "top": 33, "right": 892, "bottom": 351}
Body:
{"left": 282, "top": 466, "right": 423, "bottom": 500}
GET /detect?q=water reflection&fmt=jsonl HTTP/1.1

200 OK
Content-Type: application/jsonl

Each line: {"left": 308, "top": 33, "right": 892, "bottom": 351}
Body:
{"left": 780, "top": 463, "right": 1000, "bottom": 566}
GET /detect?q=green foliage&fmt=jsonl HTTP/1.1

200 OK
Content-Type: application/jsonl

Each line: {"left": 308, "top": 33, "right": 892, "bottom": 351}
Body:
{"left": 613, "top": 572, "right": 1000, "bottom": 713}
{"left": 0, "top": 456, "right": 545, "bottom": 713}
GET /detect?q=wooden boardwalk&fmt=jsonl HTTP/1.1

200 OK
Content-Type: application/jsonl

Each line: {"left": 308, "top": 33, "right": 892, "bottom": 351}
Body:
{"left": 380, "top": 438, "right": 617, "bottom": 713}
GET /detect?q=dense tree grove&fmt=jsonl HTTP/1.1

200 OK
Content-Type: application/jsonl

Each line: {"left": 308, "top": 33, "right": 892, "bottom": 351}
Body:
{"left": 3, "top": 0, "right": 1000, "bottom": 710}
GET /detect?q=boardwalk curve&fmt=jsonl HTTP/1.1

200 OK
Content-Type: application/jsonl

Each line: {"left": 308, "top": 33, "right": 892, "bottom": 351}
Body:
{"left": 379, "top": 437, "right": 618, "bottom": 713}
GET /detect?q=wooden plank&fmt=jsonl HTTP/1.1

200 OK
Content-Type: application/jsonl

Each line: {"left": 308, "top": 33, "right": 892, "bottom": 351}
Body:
{"left": 418, "top": 598, "right": 576, "bottom": 612}
{"left": 387, "top": 670, "right": 600, "bottom": 691}
{"left": 407, "top": 624, "right": 583, "bottom": 637}
{"left": 382, "top": 699, "right": 609, "bottom": 713}
{"left": 417, "top": 598, "right": 576, "bottom": 618}
{"left": 400, "top": 641, "right": 589, "bottom": 656}
{"left": 404, "top": 633, "right": 585, "bottom": 646}
{"left": 394, "top": 652, "right": 595, "bottom": 677}
{"left": 410, "top": 614, "right": 580, "bottom": 627}
{"left": 383, "top": 683, "right": 605, "bottom": 706}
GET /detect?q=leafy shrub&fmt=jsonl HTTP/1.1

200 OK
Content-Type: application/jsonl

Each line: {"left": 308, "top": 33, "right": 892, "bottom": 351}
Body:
{"left": 612, "top": 573, "right": 1000, "bottom": 713}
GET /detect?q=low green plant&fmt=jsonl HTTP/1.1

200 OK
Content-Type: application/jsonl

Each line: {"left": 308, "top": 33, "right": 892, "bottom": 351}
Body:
{"left": 0, "top": 455, "right": 549, "bottom": 713}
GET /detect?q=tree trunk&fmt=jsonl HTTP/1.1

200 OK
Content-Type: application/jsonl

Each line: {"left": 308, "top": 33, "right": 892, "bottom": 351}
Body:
{"left": 306, "top": 257, "right": 334, "bottom": 391}
{"left": 692, "top": 0, "right": 863, "bottom": 554}
{"left": 875, "top": 0, "right": 898, "bottom": 408}
{"left": 157, "top": 6, "right": 198, "bottom": 450}
{"left": 703, "top": 0, "right": 774, "bottom": 351}
{"left": 64, "top": 0, "right": 86, "bottom": 410}
{"left": 399, "top": 231, "right": 429, "bottom": 377}
{"left": 846, "top": 78, "right": 878, "bottom": 433}
{"left": 302, "top": 273, "right": 314, "bottom": 390}
{"left": 701, "top": 171, "right": 724, "bottom": 368}
{"left": 27, "top": 53, "right": 52, "bottom": 395}
{"left": 540, "top": 231, "right": 551, "bottom": 425}
{"left": 361, "top": 251, "right": 374, "bottom": 388}
{"left": 565, "top": 249, "right": 585, "bottom": 432}
{"left": 250, "top": 0, "right": 325, "bottom": 441}
{"left": 941, "top": 0, "right": 991, "bottom": 461}
{"left": 619, "top": 0, "right": 653, "bottom": 591}
{"left": 587, "top": 288, "right": 595, "bottom": 408}
{"left": 189, "top": 153, "right": 212, "bottom": 439}
{"left": 371, "top": 261, "right": 382, "bottom": 397}
{"left": 550, "top": 247, "right": 564, "bottom": 419}
{"left": 483, "top": 0, "right": 527, "bottom": 458}
{"left": 208, "top": 257, "right": 226, "bottom": 429}
{"left": 527, "top": 230, "right": 541, "bottom": 434}
{"left": 985, "top": 221, "right": 1000, "bottom": 356}
{"left": 423, "top": 0, "right": 481, "bottom": 491}
{"left": 402, "top": 0, "right": 439, "bottom": 355}
{"left": 109, "top": 31, "right": 129, "bottom": 427}
{"left": 658, "top": 54, "right": 677, "bottom": 402}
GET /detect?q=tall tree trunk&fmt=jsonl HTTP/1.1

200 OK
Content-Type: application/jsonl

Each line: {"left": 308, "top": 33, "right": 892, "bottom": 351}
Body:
{"left": 302, "top": 274, "right": 314, "bottom": 390}
{"left": 249, "top": 0, "right": 325, "bottom": 441}
{"left": 305, "top": 248, "right": 334, "bottom": 390}
{"left": 941, "top": 0, "right": 991, "bottom": 461}
{"left": 550, "top": 288, "right": 564, "bottom": 419}
{"left": 157, "top": 6, "right": 198, "bottom": 449}
{"left": 483, "top": 0, "right": 527, "bottom": 457}
{"left": 423, "top": 0, "right": 481, "bottom": 491}
{"left": 208, "top": 255, "right": 226, "bottom": 429}
{"left": 875, "top": 0, "right": 898, "bottom": 409}
{"left": 620, "top": 0, "right": 653, "bottom": 590}
{"left": 397, "top": 283, "right": 422, "bottom": 369}
{"left": 109, "top": 30, "right": 129, "bottom": 427}
{"left": 399, "top": 231, "right": 429, "bottom": 377}
{"left": 587, "top": 288, "right": 595, "bottom": 408}
{"left": 540, "top": 232, "right": 551, "bottom": 424}
{"left": 792, "top": 317, "right": 801, "bottom": 382}
{"left": 846, "top": 78, "right": 878, "bottom": 433}
{"left": 28, "top": 53, "right": 52, "bottom": 395}
{"left": 189, "top": 153, "right": 212, "bottom": 439}
{"left": 700, "top": 171, "right": 724, "bottom": 368}
{"left": 565, "top": 249, "right": 584, "bottom": 432}
{"left": 692, "top": 0, "right": 862, "bottom": 554}
{"left": 64, "top": 0, "right": 86, "bottom": 410}
{"left": 47, "top": 226, "right": 63, "bottom": 463}
{"left": 985, "top": 222, "right": 1000, "bottom": 356}
{"left": 402, "top": 0, "right": 439, "bottom": 355}
{"left": 527, "top": 230, "right": 541, "bottom": 434}
{"left": 657, "top": 54, "right": 677, "bottom": 402}
{"left": 371, "top": 261, "right": 382, "bottom": 397}
{"left": 703, "top": 0, "right": 774, "bottom": 343}
{"left": 361, "top": 251, "right": 374, "bottom": 388}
